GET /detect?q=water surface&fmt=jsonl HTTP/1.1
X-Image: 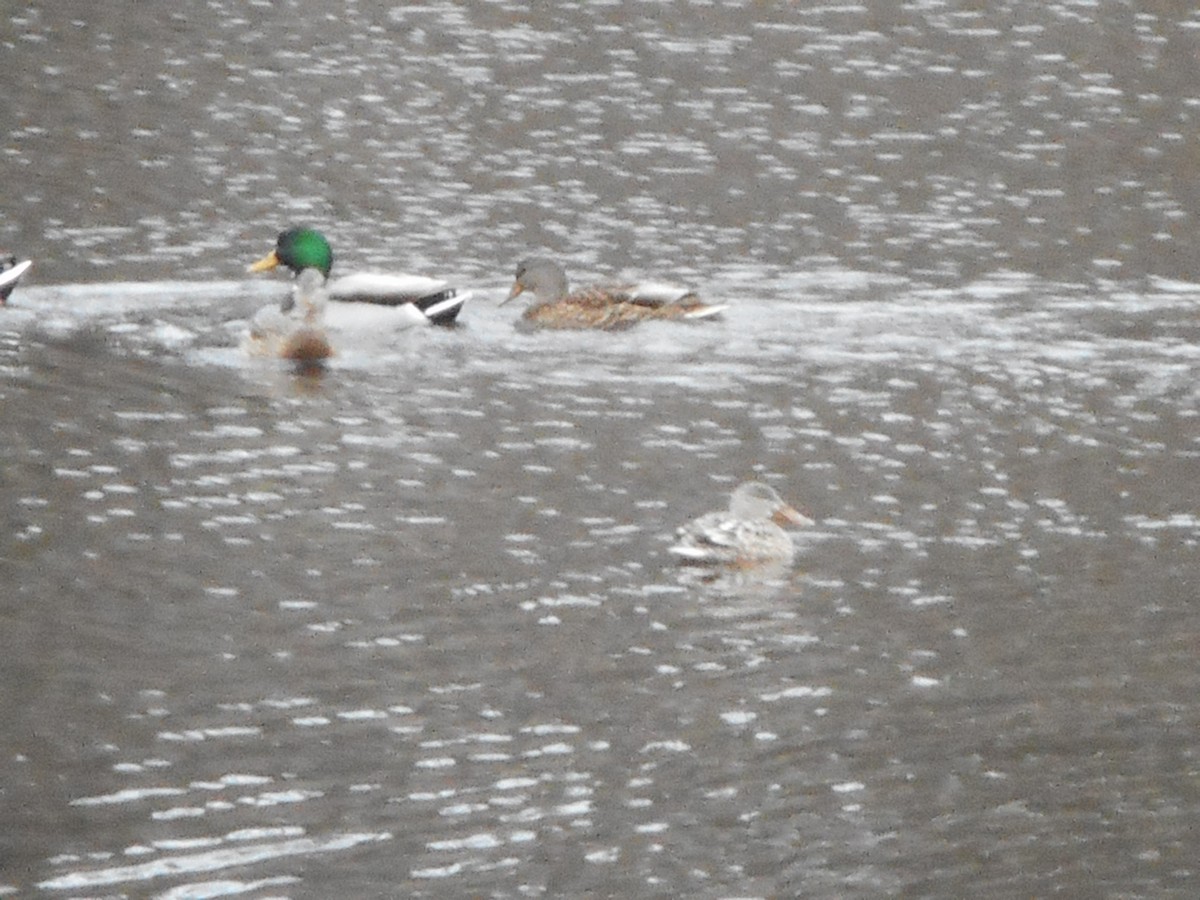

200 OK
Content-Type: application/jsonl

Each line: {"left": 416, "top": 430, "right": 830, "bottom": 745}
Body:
{"left": 2, "top": 2, "right": 1199, "bottom": 897}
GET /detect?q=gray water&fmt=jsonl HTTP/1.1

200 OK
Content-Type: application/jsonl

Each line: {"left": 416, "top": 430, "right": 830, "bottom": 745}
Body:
{"left": 3, "top": 2, "right": 1199, "bottom": 898}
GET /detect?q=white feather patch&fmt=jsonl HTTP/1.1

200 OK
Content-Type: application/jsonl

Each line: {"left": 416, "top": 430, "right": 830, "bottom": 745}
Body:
{"left": 0, "top": 259, "right": 32, "bottom": 291}
{"left": 328, "top": 272, "right": 450, "bottom": 301}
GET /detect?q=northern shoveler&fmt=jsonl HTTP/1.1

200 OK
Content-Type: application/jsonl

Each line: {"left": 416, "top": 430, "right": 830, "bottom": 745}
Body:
{"left": 669, "top": 481, "right": 813, "bottom": 566}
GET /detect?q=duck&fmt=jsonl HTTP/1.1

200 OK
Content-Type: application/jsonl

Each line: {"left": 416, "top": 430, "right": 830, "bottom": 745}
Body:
{"left": 501, "top": 256, "right": 726, "bottom": 330}
{"left": 669, "top": 481, "right": 813, "bottom": 567}
{"left": 0, "top": 255, "right": 32, "bottom": 305}
{"left": 248, "top": 227, "right": 468, "bottom": 328}
{"left": 246, "top": 268, "right": 334, "bottom": 369}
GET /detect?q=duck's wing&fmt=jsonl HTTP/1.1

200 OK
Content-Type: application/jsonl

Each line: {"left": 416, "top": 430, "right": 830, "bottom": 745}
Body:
{"left": 523, "top": 295, "right": 651, "bottom": 331}
{"left": 624, "top": 281, "right": 699, "bottom": 306}
{"left": 606, "top": 281, "right": 728, "bottom": 319}
{"left": 328, "top": 272, "right": 449, "bottom": 303}
{"left": 327, "top": 273, "right": 468, "bottom": 325}
{"left": 668, "top": 513, "right": 745, "bottom": 562}
{"left": 671, "top": 514, "right": 795, "bottom": 564}
{"left": 323, "top": 300, "right": 431, "bottom": 333}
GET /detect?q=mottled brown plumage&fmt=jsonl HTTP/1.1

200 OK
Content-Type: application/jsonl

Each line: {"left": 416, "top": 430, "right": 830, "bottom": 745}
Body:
{"left": 279, "top": 328, "right": 333, "bottom": 365}
{"left": 669, "top": 481, "right": 814, "bottom": 567}
{"left": 502, "top": 256, "right": 726, "bottom": 331}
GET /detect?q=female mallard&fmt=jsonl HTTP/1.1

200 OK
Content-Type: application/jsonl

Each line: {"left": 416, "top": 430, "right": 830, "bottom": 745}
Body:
{"left": 249, "top": 227, "right": 468, "bottom": 327}
{"left": 246, "top": 268, "right": 333, "bottom": 368}
{"left": 669, "top": 481, "right": 813, "bottom": 566}
{"left": 501, "top": 256, "right": 726, "bottom": 330}
{"left": 0, "top": 255, "right": 32, "bottom": 304}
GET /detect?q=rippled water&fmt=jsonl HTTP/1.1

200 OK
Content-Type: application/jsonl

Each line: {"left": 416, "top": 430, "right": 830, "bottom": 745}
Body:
{"left": 3, "top": 2, "right": 1200, "bottom": 897}
{"left": 8, "top": 1, "right": 1200, "bottom": 284}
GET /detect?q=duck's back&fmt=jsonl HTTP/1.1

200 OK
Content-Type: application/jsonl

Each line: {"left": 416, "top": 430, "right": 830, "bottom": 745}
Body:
{"left": 328, "top": 273, "right": 451, "bottom": 305}
{"left": 524, "top": 285, "right": 723, "bottom": 330}
{"left": 670, "top": 513, "right": 794, "bottom": 565}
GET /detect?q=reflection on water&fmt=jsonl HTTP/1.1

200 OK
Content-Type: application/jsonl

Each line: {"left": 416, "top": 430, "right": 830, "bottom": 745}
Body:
{"left": 3, "top": 0, "right": 1200, "bottom": 895}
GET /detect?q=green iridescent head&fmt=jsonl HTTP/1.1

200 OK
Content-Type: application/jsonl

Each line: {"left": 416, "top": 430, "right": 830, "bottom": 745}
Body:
{"left": 249, "top": 227, "right": 334, "bottom": 278}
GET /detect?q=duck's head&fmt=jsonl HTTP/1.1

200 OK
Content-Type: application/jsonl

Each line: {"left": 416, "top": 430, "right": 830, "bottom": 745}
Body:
{"left": 730, "top": 481, "right": 814, "bottom": 527}
{"left": 502, "top": 256, "right": 569, "bottom": 305}
{"left": 249, "top": 228, "right": 334, "bottom": 278}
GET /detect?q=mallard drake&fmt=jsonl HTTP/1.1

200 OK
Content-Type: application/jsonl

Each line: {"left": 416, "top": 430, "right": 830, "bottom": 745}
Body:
{"left": 248, "top": 227, "right": 468, "bottom": 327}
{"left": 0, "top": 255, "right": 32, "bottom": 304}
{"left": 669, "top": 481, "right": 813, "bottom": 567}
{"left": 501, "top": 256, "right": 726, "bottom": 330}
{"left": 246, "top": 268, "right": 333, "bottom": 368}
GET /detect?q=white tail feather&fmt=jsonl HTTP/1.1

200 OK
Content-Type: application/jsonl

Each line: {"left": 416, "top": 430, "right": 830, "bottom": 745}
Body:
{"left": 0, "top": 259, "right": 32, "bottom": 291}
{"left": 424, "top": 290, "right": 471, "bottom": 321}
{"left": 683, "top": 305, "right": 728, "bottom": 320}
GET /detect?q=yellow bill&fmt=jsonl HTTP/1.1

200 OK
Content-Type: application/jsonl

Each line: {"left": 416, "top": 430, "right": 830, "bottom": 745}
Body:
{"left": 248, "top": 250, "right": 281, "bottom": 273}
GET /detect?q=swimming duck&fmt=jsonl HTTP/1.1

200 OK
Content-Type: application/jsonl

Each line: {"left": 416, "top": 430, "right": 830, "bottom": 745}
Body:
{"left": 501, "top": 256, "right": 726, "bottom": 330}
{"left": 669, "top": 481, "right": 813, "bottom": 566}
{"left": 0, "top": 255, "right": 32, "bottom": 304}
{"left": 246, "top": 268, "right": 333, "bottom": 368}
{"left": 249, "top": 227, "right": 468, "bottom": 327}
